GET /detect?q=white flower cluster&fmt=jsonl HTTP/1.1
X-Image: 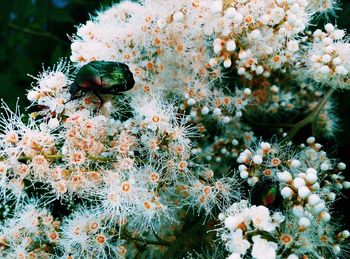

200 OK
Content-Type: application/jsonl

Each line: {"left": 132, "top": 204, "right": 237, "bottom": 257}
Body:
{"left": 306, "top": 23, "right": 350, "bottom": 88}
{"left": 233, "top": 137, "right": 350, "bottom": 258}
{"left": 0, "top": 0, "right": 350, "bottom": 258}
{"left": 219, "top": 200, "right": 283, "bottom": 259}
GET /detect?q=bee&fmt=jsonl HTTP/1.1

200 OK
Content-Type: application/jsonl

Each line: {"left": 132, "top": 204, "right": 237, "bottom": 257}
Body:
{"left": 68, "top": 61, "right": 135, "bottom": 107}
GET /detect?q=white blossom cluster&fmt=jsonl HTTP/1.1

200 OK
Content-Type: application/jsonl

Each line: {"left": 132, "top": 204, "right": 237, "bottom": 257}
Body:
{"left": 0, "top": 0, "right": 349, "bottom": 258}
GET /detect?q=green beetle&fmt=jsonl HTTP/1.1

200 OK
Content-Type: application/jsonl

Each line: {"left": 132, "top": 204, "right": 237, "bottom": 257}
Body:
{"left": 68, "top": 61, "right": 135, "bottom": 107}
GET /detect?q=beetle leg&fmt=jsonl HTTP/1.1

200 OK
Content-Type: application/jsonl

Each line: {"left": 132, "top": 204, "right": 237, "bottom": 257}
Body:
{"left": 92, "top": 90, "right": 104, "bottom": 108}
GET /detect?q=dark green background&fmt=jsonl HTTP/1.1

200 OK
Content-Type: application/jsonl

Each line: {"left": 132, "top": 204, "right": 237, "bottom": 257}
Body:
{"left": 0, "top": 0, "right": 349, "bottom": 224}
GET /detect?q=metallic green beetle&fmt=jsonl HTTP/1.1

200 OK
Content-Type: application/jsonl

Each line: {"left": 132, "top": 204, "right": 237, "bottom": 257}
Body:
{"left": 69, "top": 61, "right": 135, "bottom": 107}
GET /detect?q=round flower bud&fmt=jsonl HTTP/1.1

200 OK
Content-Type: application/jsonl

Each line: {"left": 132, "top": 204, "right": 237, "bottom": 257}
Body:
{"left": 306, "top": 136, "right": 315, "bottom": 144}
{"left": 333, "top": 245, "right": 341, "bottom": 255}
{"left": 222, "top": 116, "right": 231, "bottom": 124}
{"left": 187, "top": 98, "right": 196, "bottom": 106}
{"left": 341, "top": 230, "right": 350, "bottom": 238}
{"left": 238, "top": 165, "right": 247, "bottom": 172}
{"left": 226, "top": 40, "right": 236, "bottom": 51}
{"left": 252, "top": 155, "right": 263, "bottom": 165}
{"left": 313, "top": 201, "right": 325, "bottom": 213}
{"left": 27, "top": 91, "right": 40, "bottom": 101}
{"left": 292, "top": 205, "right": 304, "bottom": 217}
{"left": 298, "top": 186, "right": 310, "bottom": 198}
{"left": 293, "top": 177, "right": 305, "bottom": 189}
{"left": 325, "top": 23, "right": 335, "bottom": 32}
{"left": 201, "top": 106, "right": 210, "bottom": 115}
{"left": 48, "top": 118, "right": 60, "bottom": 129}
{"left": 306, "top": 173, "right": 317, "bottom": 184}
{"left": 327, "top": 192, "right": 336, "bottom": 201}
{"left": 319, "top": 211, "right": 331, "bottom": 222}
{"left": 338, "top": 162, "right": 346, "bottom": 170}
{"left": 225, "top": 7, "right": 236, "bottom": 18}
{"left": 223, "top": 58, "right": 232, "bottom": 68}
{"left": 213, "top": 108, "right": 221, "bottom": 116}
{"left": 298, "top": 217, "right": 310, "bottom": 228}
{"left": 281, "top": 187, "right": 293, "bottom": 199}
{"left": 218, "top": 213, "right": 225, "bottom": 221}
{"left": 243, "top": 88, "right": 251, "bottom": 95}
{"left": 306, "top": 168, "right": 317, "bottom": 175}
{"left": 319, "top": 65, "right": 330, "bottom": 74}
{"left": 287, "top": 255, "right": 298, "bottom": 259}
{"left": 308, "top": 194, "right": 320, "bottom": 205}
{"left": 240, "top": 170, "right": 249, "bottom": 179}
{"left": 277, "top": 171, "right": 292, "bottom": 183}
{"left": 343, "top": 181, "right": 350, "bottom": 189}
{"left": 173, "top": 11, "right": 184, "bottom": 22}
{"left": 321, "top": 54, "right": 332, "bottom": 63}
{"left": 291, "top": 159, "right": 301, "bottom": 168}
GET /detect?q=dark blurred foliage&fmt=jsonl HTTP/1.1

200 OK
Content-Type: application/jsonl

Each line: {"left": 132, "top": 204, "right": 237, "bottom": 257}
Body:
{"left": 0, "top": 0, "right": 115, "bottom": 109}
{"left": 0, "top": 0, "right": 350, "bottom": 225}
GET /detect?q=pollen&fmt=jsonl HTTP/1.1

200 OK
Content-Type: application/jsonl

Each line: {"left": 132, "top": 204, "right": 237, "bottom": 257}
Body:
{"left": 149, "top": 172, "right": 160, "bottom": 183}
{"left": 280, "top": 234, "right": 293, "bottom": 245}
{"left": 95, "top": 234, "right": 107, "bottom": 245}
{"left": 271, "top": 158, "right": 281, "bottom": 167}
{"left": 152, "top": 115, "right": 160, "bottom": 123}
{"left": 121, "top": 182, "right": 131, "bottom": 192}
{"left": 178, "top": 161, "right": 188, "bottom": 170}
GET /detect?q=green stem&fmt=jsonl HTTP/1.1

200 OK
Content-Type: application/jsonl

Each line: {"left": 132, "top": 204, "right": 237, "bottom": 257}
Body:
{"left": 121, "top": 230, "right": 171, "bottom": 247}
{"left": 285, "top": 88, "right": 334, "bottom": 141}
{"left": 8, "top": 22, "right": 69, "bottom": 46}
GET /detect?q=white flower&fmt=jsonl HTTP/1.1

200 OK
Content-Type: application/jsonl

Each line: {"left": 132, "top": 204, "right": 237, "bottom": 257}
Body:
{"left": 226, "top": 229, "right": 250, "bottom": 255}
{"left": 249, "top": 205, "right": 275, "bottom": 232}
{"left": 251, "top": 235, "right": 277, "bottom": 259}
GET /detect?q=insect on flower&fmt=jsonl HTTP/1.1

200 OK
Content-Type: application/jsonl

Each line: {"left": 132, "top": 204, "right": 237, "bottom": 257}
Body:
{"left": 68, "top": 61, "right": 135, "bottom": 107}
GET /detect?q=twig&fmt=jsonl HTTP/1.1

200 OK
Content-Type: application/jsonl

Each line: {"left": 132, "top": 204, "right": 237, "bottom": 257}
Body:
{"left": 8, "top": 22, "right": 69, "bottom": 46}
{"left": 285, "top": 88, "right": 334, "bottom": 141}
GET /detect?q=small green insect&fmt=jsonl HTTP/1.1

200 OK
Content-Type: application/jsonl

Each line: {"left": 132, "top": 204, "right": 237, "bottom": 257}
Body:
{"left": 68, "top": 61, "right": 135, "bottom": 107}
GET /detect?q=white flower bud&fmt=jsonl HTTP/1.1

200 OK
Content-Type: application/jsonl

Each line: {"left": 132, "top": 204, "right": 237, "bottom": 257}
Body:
{"left": 343, "top": 181, "right": 350, "bottom": 189}
{"left": 306, "top": 136, "right": 315, "bottom": 144}
{"left": 48, "top": 118, "right": 60, "bottom": 129}
{"left": 336, "top": 66, "right": 348, "bottom": 75}
{"left": 293, "top": 177, "right": 305, "bottom": 189}
{"left": 213, "top": 108, "right": 221, "bottom": 116}
{"left": 251, "top": 29, "right": 261, "bottom": 39}
{"left": 327, "top": 192, "right": 336, "bottom": 201}
{"left": 201, "top": 106, "right": 210, "bottom": 115}
{"left": 338, "top": 162, "right": 346, "bottom": 170}
{"left": 173, "top": 11, "right": 184, "bottom": 22}
{"left": 252, "top": 155, "right": 263, "bottom": 165}
{"left": 287, "top": 254, "right": 298, "bottom": 259}
{"left": 341, "top": 230, "right": 350, "bottom": 238}
{"left": 319, "top": 211, "right": 331, "bottom": 222}
{"left": 298, "top": 217, "right": 310, "bottom": 227}
{"left": 333, "top": 245, "right": 341, "bottom": 255}
{"left": 298, "top": 186, "right": 310, "bottom": 198}
{"left": 243, "top": 88, "right": 251, "bottom": 95}
{"left": 325, "top": 23, "right": 335, "bottom": 32}
{"left": 290, "top": 159, "right": 300, "bottom": 168}
{"left": 225, "top": 7, "right": 236, "bottom": 18}
{"left": 281, "top": 187, "right": 293, "bottom": 199}
{"left": 226, "top": 40, "right": 236, "bottom": 51}
{"left": 240, "top": 170, "right": 249, "bottom": 179}
{"left": 27, "top": 91, "right": 40, "bottom": 101}
{"left": 213, "top": 44, "right": 222, "bottom": 54}
{"left": 313, "top": 201, "right": 325, "bottom": 213}
{"left": 319, "top": 65, "right": 330, "bottom": 74}
{"left": 321, "top": 54, "right": 332, "bottom": 63}
{"left": 308, "top": 194, "right": 320, "bottom": 205}
{"left": 306, "top": 173, "right": 317, "bottom": 184}
{"left": 222, "top": 116, "right": 231, "bottom": 124}
{"left": 277, "top": 171, "right": 292, "bottom": 182}
{"left": 292, "top": 205, "right": 304, "bottom": 217}
{"left": 237, "top": 67, "right": 246, "bottom": 75}
{"left": 223, "top": 58, "right": 232, "bottom": 68}
{"left": 187, "top": 98, "right": 196, "bottom": 106}
{"left": 256, "top": 66, "right": 264, "bottom": 74}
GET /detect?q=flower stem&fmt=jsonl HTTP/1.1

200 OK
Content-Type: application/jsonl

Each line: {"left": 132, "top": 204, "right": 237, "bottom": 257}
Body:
{"left": 285, "top": 88, "right": 334, "bottom": 141}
